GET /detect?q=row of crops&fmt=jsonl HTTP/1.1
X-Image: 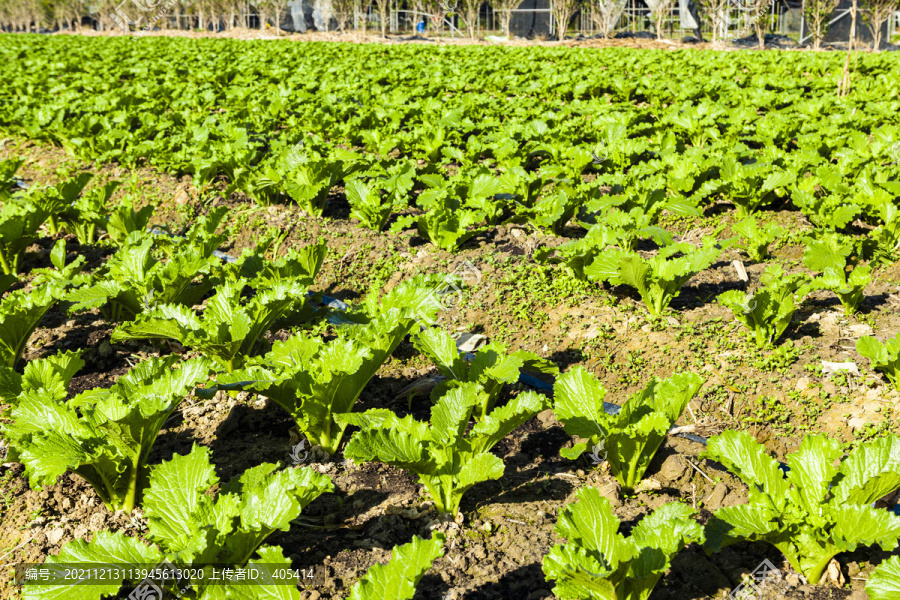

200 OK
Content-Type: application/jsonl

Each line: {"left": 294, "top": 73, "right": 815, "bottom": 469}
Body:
{"left": 0, "top": 34, "right": 900, "bottom": 599}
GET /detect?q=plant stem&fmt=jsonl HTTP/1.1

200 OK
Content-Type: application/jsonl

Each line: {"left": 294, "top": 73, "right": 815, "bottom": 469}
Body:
{"left": 0, "top": 250, "right": 13, "bottom": 276}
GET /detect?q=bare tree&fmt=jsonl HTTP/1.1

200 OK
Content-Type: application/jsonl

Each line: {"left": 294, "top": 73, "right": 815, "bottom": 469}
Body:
{"left": 457, "top": 0, "right": 482, "bottom": 38}
{"left": 550, "top": 0, "right": 578, "bottom": 39}
{"left": 423, "top": 0, "right": 448, "bottom": 35}
{"left": 488, "top": 0, "right": 518, "bottom": 37}
{"left": 697, "top": 0, "right": 730, "bottom": 44}
{"left": 646, "top": 0, "right": 676, "bottom": 39}
{"left": 588, "top": 0, "right": 625, "bottom": 37}
{"left": 372, "top": 0, "right": 389, "bottom": 35}
{"left": 732, "top": 0, "right": 774, "bottom": 48}
{"left": 804, "top": 0, "right": 840, "bottom": 49}
{"left": 332, "top": 0, "right": 356, "bottom": 29}
{"left": 860, "top": 0, "right": 897, "bottom": 50}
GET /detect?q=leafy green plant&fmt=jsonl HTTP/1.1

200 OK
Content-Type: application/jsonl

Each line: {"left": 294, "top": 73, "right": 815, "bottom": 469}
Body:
{"left": 275, "top": 148, "right": 345, "bottom": 216}
{"left": 535, "top": 224, "right": 624, "bottom": 280}
{"left": 857, "top": 333, "right": 900, "bottom": 391}
{"left": 802, "top": 233, "right": 870, "bottom": 315}
{"left": 59, "top": 180, "right": 120, "bottom": 245}
{"left": 0, "top": 157, "right": 24, "bottom": 201}
{"left": 867, "top": 555, "right": 900, "bottom": 600}
{"left": 67, "top": 236, "right": 218, "bottom": 322}
{"left": 0, "top": 284, "right": 61, "bottom": 369}
{"left": 860, "top": 180, "right": 900, "bottom": 265}
{"left": 791, "top": 165, "right": 859, "bottom": 230}
{"left": 412, "top": 326, "right": 557, "bottom": 419}
{"left": 22, "top": 444, "right": 333, "bottom": 600}
{"left": 714, "top": 156, "right": 792, "bottom": 217}
{"left": 3, "top": 356, "right": 210, "bottom": 512}
{"left": 460, "top": 171, "right": 506, "bottom": 226}
{"left": 0, "top": 197, "right": 49, "bottom": 275}
{"left": 732, "top": 215, "right": 784, "bottom": 262}
{"left": 553, "top": 366, "right": 703, "bottom": 493}
{"left": 338, "top": 382, "right": 548, "bottom": 516}
{"left": 718, "top": 154, "right": 794, "bottom": 217}
{"left": 348, "top": 535, "right": 445, "bottom": 600}
{"left": 394, "top": 191, "right": 487, "bottom": 252}
{"left": 587, "top": 239, "right": 723, "bottom": 316}
{"left": 517, "top": 187, "right": 579, "bottom": 235}
{"left": 0, "top": 273, "right": 14, "bottom": 296}
{"left": 218, "top": 276, "right": 443, "bottom": 453}
{"left": 346, "top": 178, "right": 392, "bottom": 231}
{"left": 106, "top": 200, "right": 154, "bottom": 246}
{"left": 30, "top": 173, "right": 93, "bottom": 235}
{"left": 542, "top": 487, "right": 704, "bottom": 600}
{"left": 29, "top": 239, "right": 89, "bottom": 290}
{"left": 701, "top": 430, "right": 900, "bottom": 585}
{"left": 0, "top": 349, "right": 83, "bottom": 414}
{"left": 718, "top": 264, "right": 811, "bottom": 348}
{"left": 111, "top": 279, "right": 307, "bottom": 373}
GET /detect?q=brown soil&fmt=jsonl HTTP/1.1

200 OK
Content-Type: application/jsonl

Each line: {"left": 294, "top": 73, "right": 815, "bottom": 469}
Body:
{"left": 0, "top": 138, "right": 897, "bottom": 599}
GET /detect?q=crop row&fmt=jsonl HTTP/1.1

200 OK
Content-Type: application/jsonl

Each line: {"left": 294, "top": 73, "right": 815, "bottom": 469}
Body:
{"left": 1, "top": 36, "right": 900, "bottom": 599}
{"left": 0, "top": 157, "right": 898, "bottom": 598}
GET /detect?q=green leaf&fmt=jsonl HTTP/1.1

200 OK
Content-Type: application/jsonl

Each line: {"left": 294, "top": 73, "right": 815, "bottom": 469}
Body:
{"left": 701, "top": 430, "right": 790, "bottom": 500}
{"left": 22, "top": 531, "right": 162, "bottom": 600}
{"left": 144, "top": 444, "right": 219, "bottom": 557}
{"left": 867, "top": 556, "right": 900, "bottom": 600}
{"left": 348, "top": 534, "right": 445, "bottom": 600}
{"left": 553, "top": 366, "right": 611, "bottom": 448}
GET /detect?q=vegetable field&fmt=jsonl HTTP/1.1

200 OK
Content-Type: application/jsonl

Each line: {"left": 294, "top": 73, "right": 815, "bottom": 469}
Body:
{"left": 1, "top": 34, "right": 900, "bottom": 600}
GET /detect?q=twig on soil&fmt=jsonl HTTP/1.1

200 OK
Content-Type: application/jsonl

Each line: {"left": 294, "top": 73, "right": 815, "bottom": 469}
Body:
{"left": 682, "top": 457, "right": 715, "bottom": 484}
{"left": 0, "top": 534, "right": 36, "bottom": 564}
{"left": 686, "top": 402, "right": 698, "bottom": 423}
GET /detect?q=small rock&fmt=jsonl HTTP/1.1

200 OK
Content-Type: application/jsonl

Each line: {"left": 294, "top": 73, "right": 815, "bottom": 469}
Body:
{"left": 633, "top": 478, "right": 662, "bottom": 493}
{"left": 46, "top": 528, "right": 65, "bottom": 546}
{"left": 65, "top": 319, "right": 76, "bottom": 328}
{"left": 98, "top": 340, "right": 113, "bottom": 357}
{"left": 795, "top": 377, "right": 811, "bottom": 392}
{"left": 847, "top": 323, "right": 873, "bottom": 338}
{"left": 173, "top": 186, "right": 191, "bottom": 205}
{"left": 536, "top": 409, "right": 558, "bottom": 428}
{"left": 510, "top": 228, "right": 524, "bottom": 239}
{"left": 658, "top": 454, "right": 688, "bottom": 482}
{"left": 823, "top": 559, "right": 845, "bottom": 587}
{"left": 89, "top": 513, "right": 106, "bottom": 530}
{"left": 61, "top": 498, "right": 72, "bottom": 510}
{"left": 72, "top": 525, "right": 89, "bottom": 539}
{"left": 455, "top": 332, "right": 487, "bottom": 352}
{"left": 706, "top": 482, "right": 729, "bottom": 510}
